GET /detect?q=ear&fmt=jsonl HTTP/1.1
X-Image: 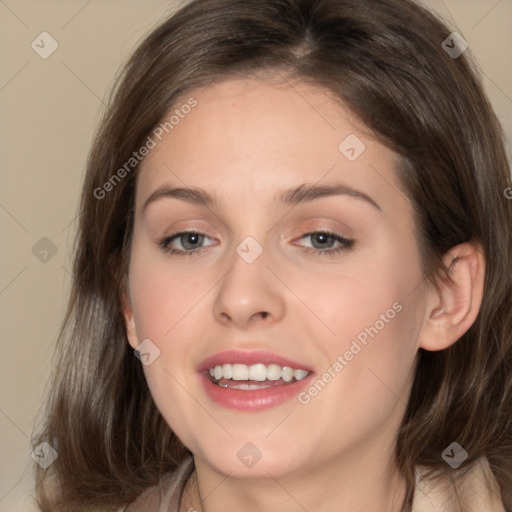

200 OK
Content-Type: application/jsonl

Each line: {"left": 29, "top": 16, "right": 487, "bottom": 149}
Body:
{"left": 418, "top": 241, "right": 486, "bottom": 351}
{"left": 120, "top": 279, "right": 140, "bottom": 350}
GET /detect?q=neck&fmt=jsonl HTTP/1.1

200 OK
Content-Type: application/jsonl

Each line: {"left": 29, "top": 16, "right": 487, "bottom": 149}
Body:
{"left": 182, "top": 447, "right": 407, "bottom": 512}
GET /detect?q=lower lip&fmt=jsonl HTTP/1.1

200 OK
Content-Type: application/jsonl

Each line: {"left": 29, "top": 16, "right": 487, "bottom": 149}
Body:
{"left": 199, "top": 372, "right": 313, "bottom": 411}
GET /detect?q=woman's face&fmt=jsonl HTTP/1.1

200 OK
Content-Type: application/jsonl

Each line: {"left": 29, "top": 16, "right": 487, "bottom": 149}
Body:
{"left": 123, "top": 75, "right": 429, "bottom": 479}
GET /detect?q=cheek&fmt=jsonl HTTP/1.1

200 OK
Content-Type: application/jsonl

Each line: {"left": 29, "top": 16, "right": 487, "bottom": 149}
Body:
{"left": 128, "top": 261, "right": 205, "bottom": 450}
{"left": 304, "top": 272, "right": 418, "bottom": 385}
{"left": 128, "top": 245, "right": 208, "bottom": 341}
{"left": 141, "top": 364, "right": 204, "bottom": 455}
{"left": 292, "top": 253, "right": 417, "bottom": 350}
{"left": 295, "top": 294, "right": 420, "bottom": 457}
{"left": 294, "top": 244, "right": 422, "bottom": 406}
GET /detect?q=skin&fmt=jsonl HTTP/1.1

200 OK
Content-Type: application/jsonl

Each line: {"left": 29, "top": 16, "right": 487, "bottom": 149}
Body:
{"left": 122, "top": 74, "right": 485, "bottom": 512}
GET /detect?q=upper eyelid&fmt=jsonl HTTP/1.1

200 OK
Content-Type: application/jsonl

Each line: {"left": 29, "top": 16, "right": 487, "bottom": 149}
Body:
{"left": 164, "top": 228, "right": 348, "bottom": 238}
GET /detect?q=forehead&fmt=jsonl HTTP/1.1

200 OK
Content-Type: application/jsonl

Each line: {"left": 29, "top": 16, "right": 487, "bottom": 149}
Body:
{"left": 135, "top": 76, "right": 407, "bottom": 215}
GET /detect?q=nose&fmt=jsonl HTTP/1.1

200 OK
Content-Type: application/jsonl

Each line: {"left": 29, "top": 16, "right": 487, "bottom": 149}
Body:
{"left": 212, "top": 245, "right": 286, "bottom": 328}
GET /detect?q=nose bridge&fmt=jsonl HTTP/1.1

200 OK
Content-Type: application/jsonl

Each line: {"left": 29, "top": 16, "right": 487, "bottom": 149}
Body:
{"left": 212, "top": 234, "right": 285, "bottom": 326}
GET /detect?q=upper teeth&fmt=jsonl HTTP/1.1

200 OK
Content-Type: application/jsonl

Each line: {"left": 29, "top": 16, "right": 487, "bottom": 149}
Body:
{"left": 208, "top": 363, "right": 309, "bottom": 382}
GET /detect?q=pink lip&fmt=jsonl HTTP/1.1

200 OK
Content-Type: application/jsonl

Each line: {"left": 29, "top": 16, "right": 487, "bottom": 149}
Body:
{"left": 197, "top": 350, "right": 314, "bottom": 411}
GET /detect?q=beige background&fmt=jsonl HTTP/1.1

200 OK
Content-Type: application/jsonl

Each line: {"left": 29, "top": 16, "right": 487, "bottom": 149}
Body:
{"left": 1, "top": 1, "right": 511, "bottom": 510}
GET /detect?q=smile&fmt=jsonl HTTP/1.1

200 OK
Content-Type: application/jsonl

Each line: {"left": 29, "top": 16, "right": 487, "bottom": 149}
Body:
{"left": 208, "top": 363, "right": 310, "bottom": 389}
{"left": 198, "top": 350, "right": 314, "bottom": 410}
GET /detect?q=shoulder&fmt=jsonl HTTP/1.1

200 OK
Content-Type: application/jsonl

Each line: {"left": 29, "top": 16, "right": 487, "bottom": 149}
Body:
{"left": 123, "top": 456, "right": 194, "bottom": 512}
{"left": 413, "top": 456, "right": 505, "bottom": 512}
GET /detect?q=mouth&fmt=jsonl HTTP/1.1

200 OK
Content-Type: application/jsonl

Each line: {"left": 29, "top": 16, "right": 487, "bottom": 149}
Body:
{"left": 198, "top": 350, "right": 314, "bottom": 411}
{"left": 207, "top": 363, "right": 310, "bottom": 390}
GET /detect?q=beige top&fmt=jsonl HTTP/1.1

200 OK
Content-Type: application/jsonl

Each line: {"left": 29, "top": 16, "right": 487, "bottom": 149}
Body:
{"left": 124, "top": 456, "right": 505, "bottom": 512}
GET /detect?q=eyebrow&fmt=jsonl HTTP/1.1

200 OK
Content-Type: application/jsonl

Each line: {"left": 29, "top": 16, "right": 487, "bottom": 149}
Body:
{"left": 142, "top": 181, "right": 383, "bottom": 214}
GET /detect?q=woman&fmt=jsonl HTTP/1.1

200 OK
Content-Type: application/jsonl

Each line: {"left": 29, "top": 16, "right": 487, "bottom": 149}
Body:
{"left": 32, "top": 0, "right": 512, "bottom": 510}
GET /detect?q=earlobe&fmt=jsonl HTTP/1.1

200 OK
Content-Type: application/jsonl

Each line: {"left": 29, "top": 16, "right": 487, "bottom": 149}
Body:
{"left": 419, "top": 242, "right": 485, "bottom": 352}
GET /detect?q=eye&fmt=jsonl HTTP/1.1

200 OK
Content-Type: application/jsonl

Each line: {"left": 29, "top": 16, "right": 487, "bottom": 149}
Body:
{"left": 294, "top": 230, "right": 354, "bottom": 256}
{"left": 157, "top": 229, "right": 353, "bottom": 257}
{"left": 158, "top": 230, "right": 216, "bottom": 256}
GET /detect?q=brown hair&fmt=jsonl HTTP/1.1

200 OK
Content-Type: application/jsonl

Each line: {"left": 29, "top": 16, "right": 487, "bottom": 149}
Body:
{"left": 32, "top": 0, "right": 512, "bottom": 510}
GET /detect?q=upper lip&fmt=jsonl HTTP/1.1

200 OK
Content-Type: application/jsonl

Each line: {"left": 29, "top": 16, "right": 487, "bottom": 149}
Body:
{"left": 197, "top": 350, "right": 313, "bottom": 373}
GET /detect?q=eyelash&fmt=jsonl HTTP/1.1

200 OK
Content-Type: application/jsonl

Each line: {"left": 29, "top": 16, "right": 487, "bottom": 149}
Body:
{"left": 157, "top": 230, "right": 354, "bottom": 257}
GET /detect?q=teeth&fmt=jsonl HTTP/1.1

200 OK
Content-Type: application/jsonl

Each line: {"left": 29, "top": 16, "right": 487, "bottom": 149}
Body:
{"left": 207, "top": 363, "right": 310, "bottom": 383}
{"left": 294, "top": 369, "right": 309, "bottom": 380}
{"left": 266, "top": 364, "right": 281, "bottom": 380}
{"left": 232, "top": 364, "right": 249, "bottom": 380}
{"left": 222, "top": 363, "right": 232, "bottom": 379}
{"left": 213, "top": 365, "right": 223, "bottom": 380}
{"left": 248, "top": 363, "right": 267, "bottom": 381}
{"left": 282, "top": 366, "right": 294, "bottom": 382}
